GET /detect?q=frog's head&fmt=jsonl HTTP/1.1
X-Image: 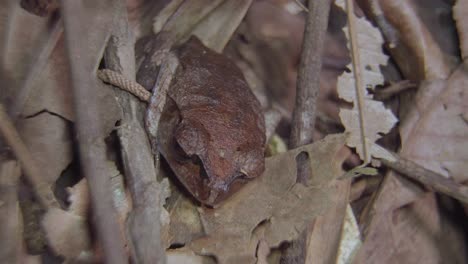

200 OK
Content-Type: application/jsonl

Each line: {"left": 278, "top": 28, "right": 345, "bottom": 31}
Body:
{"left": 174, "top": 117, "right": 265, "bottom": 206}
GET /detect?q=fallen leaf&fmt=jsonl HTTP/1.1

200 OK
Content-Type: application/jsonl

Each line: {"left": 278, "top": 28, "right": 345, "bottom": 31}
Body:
{"left": 336, "top": 0, "right": 397, "bottom": 163}
{"left": 18, "top": 112, "right": 73, "bottom": 185}
{"left": 189, "top": 134, "right": 347, "bottom": 264}
{"left": 22, "top": 35, "right": 74, "bottom": 121}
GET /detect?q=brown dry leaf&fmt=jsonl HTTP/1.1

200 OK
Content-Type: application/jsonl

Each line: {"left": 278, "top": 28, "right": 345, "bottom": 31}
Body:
{"left": 335, "top": 0, "right": 397, "bottom": 163}
{"left": 454, "top": 0, "right": 468, "bottom": 59}
{"left": 18, "top": 112, "right": 72, "bottom": 185}
{"left": 22, "top": 35, "right": 74, "bottom": 121}
{"left": 188, "top": 134, "right": 347, "bottom": 264}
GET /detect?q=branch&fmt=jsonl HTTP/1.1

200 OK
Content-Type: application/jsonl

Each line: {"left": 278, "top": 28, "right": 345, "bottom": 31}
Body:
{"left": 283, "top": 0, "right": 332, "bottom": 262}
{"left": 379, "top": 154, "right": 468, "bottom": 204}
{"left": 103, "top": 1, "right": 168, "bottom": 262}
{"left": 60, "top": 0, "right": 127, "bottom": 262}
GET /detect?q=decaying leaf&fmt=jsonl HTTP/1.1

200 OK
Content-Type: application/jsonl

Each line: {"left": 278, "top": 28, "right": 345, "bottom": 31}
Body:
{"left": 18, "top": 112, "right": 72, "bottom": 185}
{"left": 188, "top": 134, "right": 347, "bottom": 263}
{"left": 399, "top": 66, "right": 468, "bottom": 184}
{"left": 156, "top": 37, "right": 265, "bottom": 206}
{"left": 22, "top": 36, "right": 74, "bottom": 121}
{"left": 335, "top": 0, "right": 397, "bottom": 163}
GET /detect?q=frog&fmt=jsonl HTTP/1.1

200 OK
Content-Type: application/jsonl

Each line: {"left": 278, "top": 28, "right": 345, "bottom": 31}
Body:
{"left": 142, "top": 36, "right": 266, "bottom": 206}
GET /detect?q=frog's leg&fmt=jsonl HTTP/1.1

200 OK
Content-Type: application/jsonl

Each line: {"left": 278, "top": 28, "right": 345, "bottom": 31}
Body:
{"left": 145, "top": 53, "right": 179, "bottom": 153}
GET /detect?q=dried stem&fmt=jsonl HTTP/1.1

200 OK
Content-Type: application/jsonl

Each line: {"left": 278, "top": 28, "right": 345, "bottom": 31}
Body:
{"left": 345, "top": 0, "right": 370, "bottom": 163}
{"left": 284, "top": 0, "right": 332, "bottom": 262}
{"left": 379, "top": 154, "right": 468, "bottom": 204}
{"left": 373, "top": 80, "right": 417, "bottom": 101}
{"left": 103, "top": 1, "right": 167, "bottom": 262}
{"left": 0, "top": 104, "right": 58, "bottom": 209}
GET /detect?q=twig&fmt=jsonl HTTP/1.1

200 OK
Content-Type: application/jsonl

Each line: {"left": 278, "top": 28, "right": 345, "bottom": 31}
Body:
{"left": 373, "top": 80, "right": 417, "bottom": 101}
{"left": 294, "top": 0, "right": 309, "bottom": 12}
{"left": 284, "top": 0, "right": 332, "bottom": 262}
{"left": 60, "top": 0, "right": 127, "bottom": 262}
{"left": 379, "top": 154, "right": 468, "bottom": 204}
{"left": 103, "top": 1, "right": 168, "bottom": 262}
{"left": 345, "top": 0, "right": 370, "bottom": 163}
{"left": 0, "top": 104, "right": 58, "bottom": 209}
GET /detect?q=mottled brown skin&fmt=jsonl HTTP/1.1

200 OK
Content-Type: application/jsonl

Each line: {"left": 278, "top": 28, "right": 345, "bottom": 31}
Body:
{"left": 156, "top": 37, "right": 265, "bottom": 205}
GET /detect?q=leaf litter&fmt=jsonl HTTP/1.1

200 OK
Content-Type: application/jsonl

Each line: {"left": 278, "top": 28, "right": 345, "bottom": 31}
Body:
{"left": 0, "top": 0, "right": 467, "bottom": 263}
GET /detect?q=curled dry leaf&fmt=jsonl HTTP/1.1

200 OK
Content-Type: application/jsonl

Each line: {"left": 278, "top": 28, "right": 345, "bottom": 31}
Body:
{"left": 156, "top": 37, "right": 266, "bottom": 206}
{"left": 188, "top": 134, "right": 347, "bottom": 263}
{"left": 335, "top": 0, "right": 397, "bottom": 163}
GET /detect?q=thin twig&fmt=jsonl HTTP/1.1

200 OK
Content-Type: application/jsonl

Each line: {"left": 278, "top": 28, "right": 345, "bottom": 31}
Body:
{"left": 345, "top": 0, "right": 370, "bottom": 163}
{"left": 0, "top": 104, "right": 58, "bottom": 209}
{"left": 283, "top": 0, "right": 332, "bottom": 262}
{"left": 379, "top": 154, "right": 468, "bottom": 204}
{"left": 373, "top": 80, "right": 417, "bottom": 101}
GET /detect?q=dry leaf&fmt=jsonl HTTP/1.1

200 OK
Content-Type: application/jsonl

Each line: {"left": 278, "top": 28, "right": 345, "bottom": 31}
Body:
{"left": 399, "top": 66, "right": 468, "bottom": 183}
{"left": 22, "top": 36, "right": 74, "bottom": 121}
{"left": 18, "top": 112, "right": 73, "bottom": 185}
{"left": 188, "top": 134, "right": 347, "bottom": 264}
{"left": 335, "top": 0, "right": 397, "bottom": 163}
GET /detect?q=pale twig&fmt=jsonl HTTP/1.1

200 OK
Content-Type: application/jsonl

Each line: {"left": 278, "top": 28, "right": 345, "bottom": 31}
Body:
{"left": 345, "top": 0, "right": 370, "bottom": 163}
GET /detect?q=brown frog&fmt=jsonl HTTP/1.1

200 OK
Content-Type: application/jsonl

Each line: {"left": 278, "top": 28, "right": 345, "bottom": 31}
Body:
{"left": 143, "top": 37, "right": 265, "bottom": 206}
